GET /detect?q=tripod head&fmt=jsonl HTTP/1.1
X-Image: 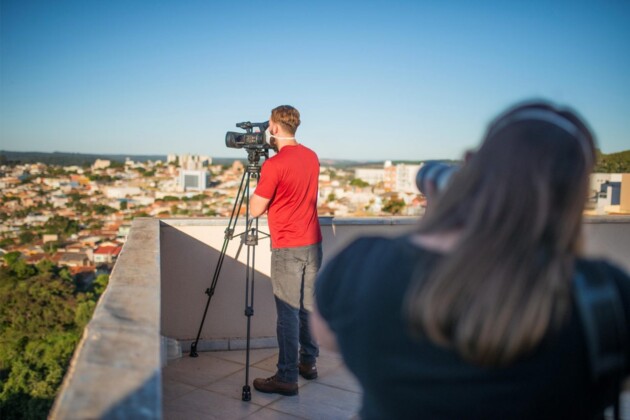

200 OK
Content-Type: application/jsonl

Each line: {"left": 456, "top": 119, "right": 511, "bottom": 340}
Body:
{"left": 246, "top": 147, "right": 267, "bottom": 177}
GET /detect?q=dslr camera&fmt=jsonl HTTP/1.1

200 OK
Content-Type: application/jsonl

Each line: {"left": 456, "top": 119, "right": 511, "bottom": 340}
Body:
{"left": 225, "top": 121, "right": 270, "bottom": 150}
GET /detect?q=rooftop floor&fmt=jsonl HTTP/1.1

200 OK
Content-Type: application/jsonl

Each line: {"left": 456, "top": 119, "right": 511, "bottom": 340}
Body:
{"left": 163, "top": 348, "right": 361, "bottom": 419}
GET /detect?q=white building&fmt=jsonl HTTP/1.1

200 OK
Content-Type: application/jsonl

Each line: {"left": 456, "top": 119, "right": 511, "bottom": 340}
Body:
{"left": 179, "top": 169, "right": 209, "bottom": 191}
{"left": 176, "top": 154, "right": 212, "bottom": 171}
{"left": 354, "top": 168, "right": 385, "bottom": 185}
{"left": 394, "top": 163, "right": 421, "bottom": 193}
{"left": 590, "top": 173, "right": 629, "bottom": 215}
{"left": 104, "top": 186, "right": 143, "bottom": 199}
{"left": 92, "top": 159, "right": 111, "bottom": 170}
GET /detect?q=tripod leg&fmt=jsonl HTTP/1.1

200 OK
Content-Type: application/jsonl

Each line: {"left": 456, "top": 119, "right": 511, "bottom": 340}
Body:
{"left": 242, "top": 177, "right": 258, "bottom": 401}
{"left": 190, "top": 170, "right": 249, "bottom": 357}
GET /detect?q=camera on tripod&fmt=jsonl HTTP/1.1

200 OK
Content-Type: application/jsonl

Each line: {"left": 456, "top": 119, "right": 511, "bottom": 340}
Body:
{"left": 225, "top": 121, "right": 270, "bottom": 150}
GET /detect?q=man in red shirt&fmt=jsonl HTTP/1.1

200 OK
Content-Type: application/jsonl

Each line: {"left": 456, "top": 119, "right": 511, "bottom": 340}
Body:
{"left": 250, "top": 105, "right": 322, "bottom": 396}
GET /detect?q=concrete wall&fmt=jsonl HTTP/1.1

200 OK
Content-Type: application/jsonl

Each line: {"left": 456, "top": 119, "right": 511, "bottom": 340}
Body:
{"left": 159, "top": 217, "right": 418, "bottom": 350}
{"left": 161, "top": 216, "right": 630, "bottom": 350}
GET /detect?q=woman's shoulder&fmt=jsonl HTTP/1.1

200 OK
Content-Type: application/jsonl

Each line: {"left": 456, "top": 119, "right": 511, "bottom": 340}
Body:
{"left": 576, "top": 258, "right": 630, "bottom": 286}
{"left": 575, "top": 258, "right": 630, "bottom": 311}
{"left": 329, "top": 234, "right": 431, "bottom": 264}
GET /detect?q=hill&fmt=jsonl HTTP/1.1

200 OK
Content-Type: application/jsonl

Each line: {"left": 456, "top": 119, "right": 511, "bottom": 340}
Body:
{"left": 0, "top": 151, "right": 165, "bottom": 166}
{"left": 594, "top": 150, "right": 630, "bottom": 173}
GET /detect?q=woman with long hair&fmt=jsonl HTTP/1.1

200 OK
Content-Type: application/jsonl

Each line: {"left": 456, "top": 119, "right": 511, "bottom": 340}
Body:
{"left": 312, "top": 101, "right": 629, "bottom": 419}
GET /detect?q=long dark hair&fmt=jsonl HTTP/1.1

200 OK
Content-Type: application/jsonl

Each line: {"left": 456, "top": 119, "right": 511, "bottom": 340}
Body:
{"left": 407, "top": 101, "right": 596, "bottom": 366}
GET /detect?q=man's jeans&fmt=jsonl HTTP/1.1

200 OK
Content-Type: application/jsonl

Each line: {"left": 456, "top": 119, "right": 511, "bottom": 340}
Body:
{"left": 271, "top": 243, "right": 322, "bottom": 383}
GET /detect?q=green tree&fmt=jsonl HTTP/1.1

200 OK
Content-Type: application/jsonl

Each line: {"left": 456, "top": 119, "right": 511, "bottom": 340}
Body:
{"left": 44, "top": 215, "right": 79, "bottom": 237}
{"left": 18, "top": 231, "right": 36, "bottom": 245}
{"left": 382, "top": 197, "right": 406, "bottom": 215}
{"left": 0, "top": 263, "right": 109, "bottom": 418}
{"left": 0, "top": 237, "right": 15, "bottom": 248}
{"left": 36, "top": 259, "right": 55, "bottom": 274}
{"left": 350, "top": 178, "right": 370, "bottom": 188}
{"left": 12, "top": 260, "right": 37, "bottom": 279}
{"left": 43, "top": 242, "right": 59, "bottom": 256}
{"left": 3, "top": 252, "right": 22, "bottom": 267}
{"left": 93, "top": 204, "right": 116, "bottom": 215}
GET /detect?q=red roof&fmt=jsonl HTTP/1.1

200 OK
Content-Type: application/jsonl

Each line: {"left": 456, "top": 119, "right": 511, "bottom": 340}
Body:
{"left": 94, "top": 245, "right": 122, "bottom": 256}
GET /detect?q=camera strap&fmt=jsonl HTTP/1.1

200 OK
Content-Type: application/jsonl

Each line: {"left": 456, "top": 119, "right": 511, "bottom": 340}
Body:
{"left": 573, "top": 263, "right": 628, "bottom": 420}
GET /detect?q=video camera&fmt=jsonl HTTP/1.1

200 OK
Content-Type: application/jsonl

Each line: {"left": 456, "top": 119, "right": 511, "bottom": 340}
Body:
{"left": 225, "top": 121, "right": 270, "bottom": 150}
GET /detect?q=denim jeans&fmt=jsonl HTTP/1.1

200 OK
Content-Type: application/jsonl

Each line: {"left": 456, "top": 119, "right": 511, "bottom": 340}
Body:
{"left": 271, "top": 243, "right": 322, "bottom": 383}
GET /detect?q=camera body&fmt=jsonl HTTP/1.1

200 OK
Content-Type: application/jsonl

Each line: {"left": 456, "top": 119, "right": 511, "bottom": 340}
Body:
{"left": 225, "top": 121, "right": 270, "bottom": 150}
{"left": 416, "top": 162, "right": 459, "bottom": 196}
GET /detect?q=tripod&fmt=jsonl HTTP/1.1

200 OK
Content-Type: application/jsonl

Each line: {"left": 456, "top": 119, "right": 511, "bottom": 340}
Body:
{"left": 189, "top": 147, "right": 269, "bottom": 402}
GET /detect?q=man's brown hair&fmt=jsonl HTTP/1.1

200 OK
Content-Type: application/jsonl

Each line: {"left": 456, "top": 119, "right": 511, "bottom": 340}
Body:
{"left": 271, "top": 105, "right": 301, "bottom": 135}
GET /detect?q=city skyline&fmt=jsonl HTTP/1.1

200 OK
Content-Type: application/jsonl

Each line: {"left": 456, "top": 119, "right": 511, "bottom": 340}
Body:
{"left": 1, "top": 1, "right": 630, "bottom": 161}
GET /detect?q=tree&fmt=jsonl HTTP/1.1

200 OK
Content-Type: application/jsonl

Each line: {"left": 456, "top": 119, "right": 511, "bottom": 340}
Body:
{"left": 93, "top": 204, "right": 116, "bottom": 215}
{"left": 3, "top": 252, "right": 22, "bottom": 267}
{"left": 0, "top": 237, "right": 15, "bottom": 248}
{"left": 44, "top": 215, "right": 79, "bottom": 237}
{"left": 36, "top": 259, "right": 55, "bottom": 274}
{"left": 593, "top": 150, "right": 630, "bottom": 173}
{"left": 350, "top": 178, "right": 370, "bottom": 188}
{"left": 0, "top": 263, "right": 109, "bottom": 418}
{"left": 120, "top": 201, "right": 128, "bottom": 211}
{"left": 382, "top": 197, "right": 406, "bottom": 215}
{"left": 12, "top": 260, "right": 37, "bottom": 279}
{"left": 18, "top": 231, "right": 36, "bottom": 245}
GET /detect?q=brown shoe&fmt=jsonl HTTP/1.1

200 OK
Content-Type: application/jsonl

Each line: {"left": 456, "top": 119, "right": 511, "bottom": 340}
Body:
{"left": 253, "top": 375, "right": 298, "bottom": 396}
{"left": 299, "top": 362, "right": 318, "bottom": 380}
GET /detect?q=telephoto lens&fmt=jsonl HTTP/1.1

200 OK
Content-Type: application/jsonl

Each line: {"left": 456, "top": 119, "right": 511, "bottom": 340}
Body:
{"left": 416, "top": 162, "right": 459, "bottom": 196}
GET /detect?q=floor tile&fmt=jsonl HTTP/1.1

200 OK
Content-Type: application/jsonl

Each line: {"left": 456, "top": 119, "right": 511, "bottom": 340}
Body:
{"left": 204, "top": 366, "right": 284, "bottom": 406}
{"left": 244, "top": 407, "right": 304, "bottom": 419}
{"left": 162, "top": 377, "right": 197, "bottom": 402}
{"left": 212, "top": 348, "right": 279, "bottom": 366}
{"left": 316, "top": 366, "right": 362, "bottom": 394}
{"left": 252, "top": 354, "right": 279, "bottom": 373}
{"left": 164, "top": 352, "right": 244, "bottom": 388}
{"left": 164, "top": 388, "right": 261, "bottom": 420}
{"left": 266, "top": 382, "right": 361, "bottom": 419}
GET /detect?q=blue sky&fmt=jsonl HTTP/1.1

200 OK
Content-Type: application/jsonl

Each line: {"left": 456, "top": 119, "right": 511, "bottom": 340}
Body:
{"left": 1, "top": 0, "right": 629, "bottom": 161}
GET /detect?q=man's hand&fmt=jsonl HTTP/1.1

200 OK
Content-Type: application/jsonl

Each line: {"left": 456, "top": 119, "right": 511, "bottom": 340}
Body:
{"left": 250, "top": 193, "right": 271, "bottom": 218}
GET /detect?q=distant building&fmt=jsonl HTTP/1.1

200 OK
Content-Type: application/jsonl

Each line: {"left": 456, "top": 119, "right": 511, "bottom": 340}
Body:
{"left": 94, "top": 245, "right": 122, "bottom": 264}
{"left": 104, "top": 186, "right": 143, "bottom": 199}
{"left": 58, "top": 252, "right": 90, "bottom": 268}
{"left": 393, "top": 163, "right": 421, "bottom": 193}
{"left": 118, "top": 224, "right": 132, "bottom": 239}
{"left": 179, "top": 169, "right": 209, "bottom": 191}
{"left": 354, "top": 168, "right": 385, "bottom": 185}
{"left": 590, "top": 173, "right": 630, "bottom": 215}
{"left": 92, "top": 159, "right": 111, "bottom": 170}
{"left": 43, "top": 234, "right": 59, "bottom": 243}
{"left": 170, "top": 154, "right": 212, "bottom": 170}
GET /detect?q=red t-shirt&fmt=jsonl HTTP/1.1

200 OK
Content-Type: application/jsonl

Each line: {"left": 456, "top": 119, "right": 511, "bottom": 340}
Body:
{"left": 254, "top": 144, "right": 322, "bottom": 249}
